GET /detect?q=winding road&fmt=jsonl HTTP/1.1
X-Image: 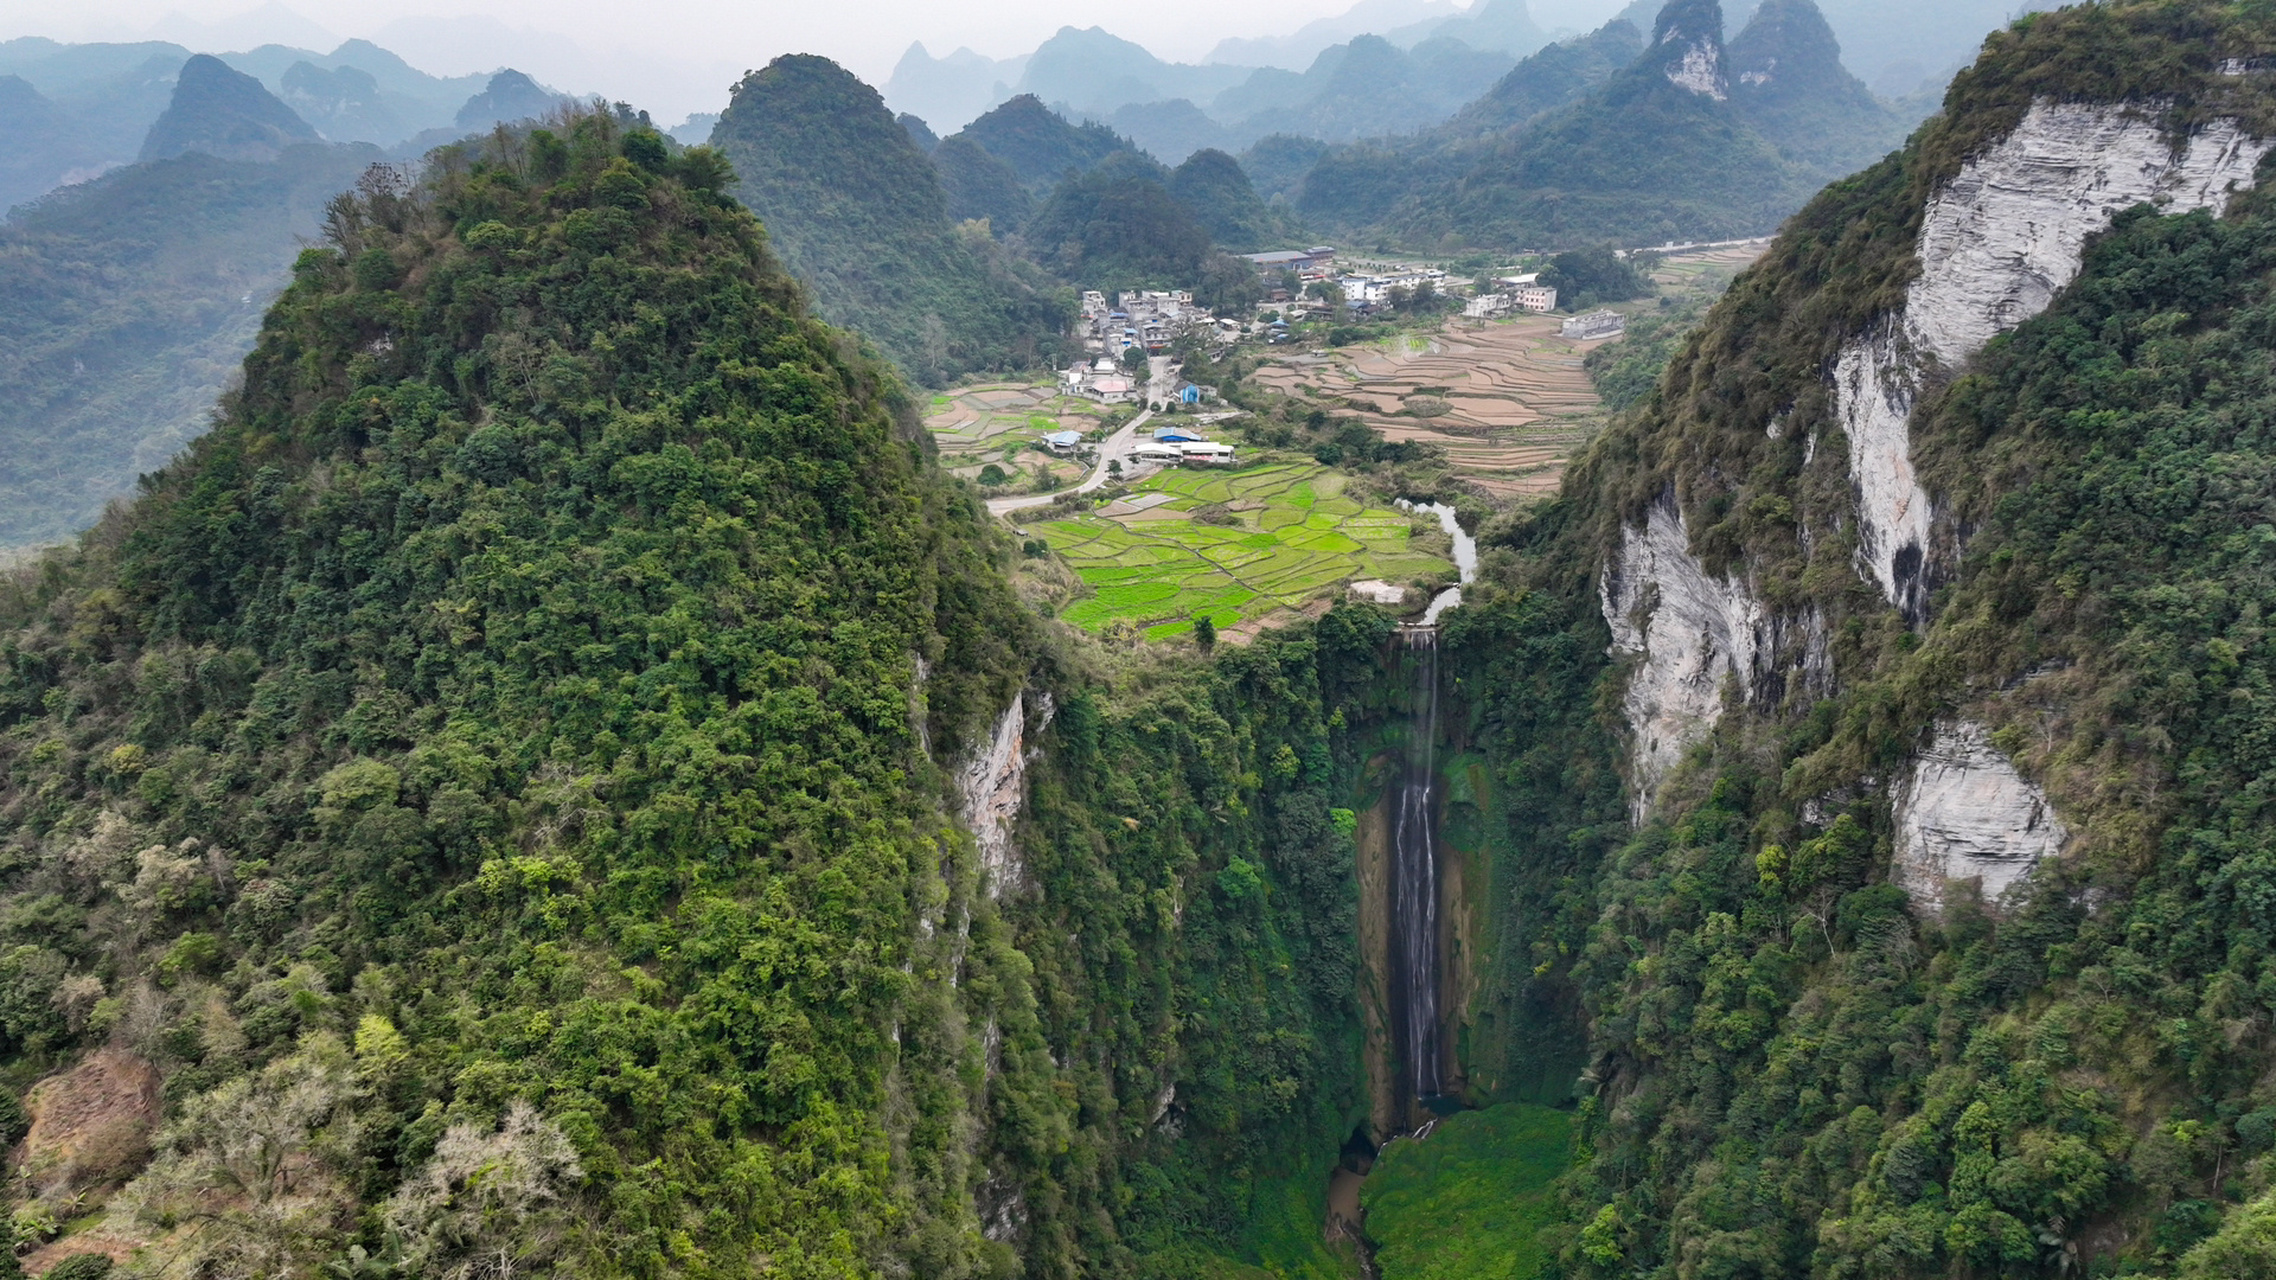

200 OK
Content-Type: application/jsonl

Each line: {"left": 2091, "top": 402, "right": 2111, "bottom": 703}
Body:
{"left": 986, "top": 407, "right": 1157, "bottom": 520}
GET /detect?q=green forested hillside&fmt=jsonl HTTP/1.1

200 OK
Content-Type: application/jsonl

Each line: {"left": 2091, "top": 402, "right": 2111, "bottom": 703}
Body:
{"left": 1432, "top": 3, "right": 2276, "bottom": 1275}
{"left": 1438, "top": 18, "right": 1643, "bottom": 138}
{"left": 1728, "top": 0, "right": 1908, "bottom": 175}
{"left": 1022, "top": 152, "right": 1262, "bottom": 310}
{"left": 1167, "top": 148, "right": 1303, "bottom": 253}
{"left": 710, "top": 55, "right": 1071, "bottom": 384}
{"left": 137, "top": 54, "right": 317, "bottom": 164}
{"left": 934, "top": 134, "right": 1034, "bottom": 231}
{"left": 0, "top": 143, "right": 378, "bottom": 552}
{"left": 0, "top": 104, "right": 1389, "bottom": 1279}
{"left": 0, "top": 75, "right": 108, "bottom": 213}
{"left": 950, "top": 94, "right": 1132, "bottom": 193}
{"left": 1369, "top": 0, "right": 1813, "bottom": 248}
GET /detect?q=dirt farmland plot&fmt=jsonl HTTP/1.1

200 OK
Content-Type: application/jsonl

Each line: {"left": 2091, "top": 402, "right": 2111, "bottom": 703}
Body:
{"left": 922, "top": 380, "right": 1110, "bottom": 490}
{"left": 1251, "top": 315, "right": 1608, "bottom": 499}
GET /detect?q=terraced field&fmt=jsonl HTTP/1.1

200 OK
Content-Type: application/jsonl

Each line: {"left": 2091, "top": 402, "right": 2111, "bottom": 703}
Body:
{"left": 923, "top": 380, "right": 1108, "bottom": 489}
{"left": 1252, "top": 243, "right": 1768, "bottom": 499}
{"left": 1038, "top": 463, "right": 1451, "bottom": 641}
{"left": 1252, "top": 315, "right": 1603, "bottom": 498}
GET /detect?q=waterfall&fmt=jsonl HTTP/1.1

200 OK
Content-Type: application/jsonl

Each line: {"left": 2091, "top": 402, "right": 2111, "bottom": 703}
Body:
{"left": 1388, "top": 628, "right": 1445, "bottom": 1104}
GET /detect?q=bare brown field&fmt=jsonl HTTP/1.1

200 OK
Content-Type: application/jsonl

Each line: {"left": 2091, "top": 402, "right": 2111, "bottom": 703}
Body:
{"left": 1250, "top": 243, "right": 1770, "bottom": 501}
{"left": 1252, "top": 314, "right": 1611, "bottom": 497}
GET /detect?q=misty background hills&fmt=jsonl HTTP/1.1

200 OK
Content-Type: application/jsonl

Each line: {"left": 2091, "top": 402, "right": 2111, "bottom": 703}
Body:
{"left": 882, "top": 0, "right": 2045, "bottom": 159}
{"left": 0, "top": 0, "right": 2051, "bottom": 552}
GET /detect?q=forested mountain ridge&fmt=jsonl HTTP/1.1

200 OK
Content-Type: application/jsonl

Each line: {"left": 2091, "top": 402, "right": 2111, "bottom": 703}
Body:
{"left": 709, "top": 56, "right": 1071, "bottom": 384}
{"left": 136, "top": 54, "right": 318, "bottom": 164}
{"left": 0, "top": 103, "right": 1391, "bottom": 1279}
{"left": 1430, "top": 0, "right": 2276, "bottom": 1272}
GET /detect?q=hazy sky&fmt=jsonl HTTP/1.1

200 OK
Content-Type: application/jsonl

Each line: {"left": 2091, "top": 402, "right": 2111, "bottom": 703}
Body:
{"left": 0, "top": 0, "right": 1631, "bottom": 123}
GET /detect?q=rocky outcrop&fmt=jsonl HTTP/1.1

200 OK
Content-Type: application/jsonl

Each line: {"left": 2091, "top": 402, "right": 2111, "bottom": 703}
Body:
{"left": 956, "top": 692, "right": 1052, "bottom": 897}
{"left": 1843, "top": 100, "right": 2271, "bottom": 620}
{"left": 1907, "top": 104, "right": 2268, "bottom": 366}
{"left": 1836, "top": 324, "right": 1936, "bottom": 620}
{"left": 1892, "top": 722, "right": 2067, "bottom": 915}
{"left": 1665, "top": 40, "right": 1728, "bottom": 100}
{"left": 1601, "top": 496, "right": 1762, "bottom": 817}
{"left": 1652, "top": 0, "right": 1729, "bottom": 101}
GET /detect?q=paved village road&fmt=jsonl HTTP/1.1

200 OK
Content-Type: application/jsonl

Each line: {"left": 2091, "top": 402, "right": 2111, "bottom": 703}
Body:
{"left": 986, "top": 408, "right": 1156, "bottom": 520}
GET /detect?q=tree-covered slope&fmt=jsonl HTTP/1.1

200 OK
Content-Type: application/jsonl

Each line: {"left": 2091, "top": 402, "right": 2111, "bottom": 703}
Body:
{"left": 1437, "top": 2, "right": 2276, "bottom": 1274}
{"left": 1358, "top": 0, "right": 1813, "bottom": 248}
{"left": 1439, "top": 17, "right": 1643, "bottom": 138}
{"left": 933, "top": 134, "right": 1034, "bottom": 231}
{"left": 0, "top": 74, "right": 109, "bottom": 213}
{"left": 950, "top": 94, "right": 1132, "bottom": 193}
{"left": 0, "top": 143, "right": 378, "bottom": 552}
{"left": 0, "top": 101, "right": 1402, "bottom": 1280}
{"left": 138, "top": 54, "right": 319, "bottom": 164}
{"left": 710, "top": 55, "right": 1070, "bottom": 385}
{"left": 1290, "top": 0, "right": 1906, "bottom": 252}
{"left": 1729, "top": 0, "right": 1908, "bottom": 175}
{"left": 1168, "top": 148, "right": 1304, "bottom": 253}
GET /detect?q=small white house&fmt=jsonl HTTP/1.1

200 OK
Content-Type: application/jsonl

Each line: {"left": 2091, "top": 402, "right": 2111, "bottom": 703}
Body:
{"left": 1512, "top": 285, "right": 1559, "bottom": 313}
{"left": 1562, "top": 309, "right": 1626, "bottom": 340}
{"left": 1179, "top": 442, "right": 1236, "bottom": 465}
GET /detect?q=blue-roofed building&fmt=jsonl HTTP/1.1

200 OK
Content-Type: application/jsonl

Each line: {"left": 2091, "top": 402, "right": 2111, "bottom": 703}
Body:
{"left": 1152, "top": 426, "right": 1205, "bottom": 444}
{"left": 1043, "top": 430, "right": 1085, "bottom": 454}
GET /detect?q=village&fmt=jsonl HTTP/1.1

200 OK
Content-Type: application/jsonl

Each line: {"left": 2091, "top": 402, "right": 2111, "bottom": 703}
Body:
{"left": 1043, "top": 250, "right": 1632, "bottom": 473}
{"left": 914, "top": 235, "right": 1763, "bottom": 643}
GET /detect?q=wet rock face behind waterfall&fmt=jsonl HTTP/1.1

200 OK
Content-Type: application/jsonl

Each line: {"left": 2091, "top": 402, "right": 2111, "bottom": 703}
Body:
{"left": 1388, "top": 634, "right": 1445, "bottom": 1108}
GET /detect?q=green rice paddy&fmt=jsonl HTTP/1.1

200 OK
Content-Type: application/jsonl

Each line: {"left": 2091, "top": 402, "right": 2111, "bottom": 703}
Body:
{"left": 1038, "top": 462, "right": 1451, "bottom": 640}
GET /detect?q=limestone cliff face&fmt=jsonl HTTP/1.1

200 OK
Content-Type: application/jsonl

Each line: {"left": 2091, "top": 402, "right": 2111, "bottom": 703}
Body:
{"left": 1842, "top": 100, "right": 2270, "bottom": 622}
{"left": 956, "top": 691, "right": 1052, "bottom": 897}
{"left": 1599, "top": 94, "right": 2271, "bottom": 906}
{"left": 1653, "top": 0, "right": 1730, "bottom": 101}
{"left": 1601, "top": 496, "right": 1761, "bottom": 817}
{"left": 1892, "top": 722, "right": 2069, "bottom": 917}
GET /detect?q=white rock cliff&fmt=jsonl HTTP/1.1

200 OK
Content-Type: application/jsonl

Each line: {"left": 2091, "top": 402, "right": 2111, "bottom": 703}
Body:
{"left": 1662, "top": 35, "right": 1727, "bottom": 100}
{"left": 1893, "top": 722, "right": 2068, "bottom": 916}
{"left": 1844, "top": 100, "right": 2270, "bottom": 618}
{"left": 956, "top": 692, "right": 1049, "bottom": 898}
{"left": 1601, "top": 496, "right": 1762, "bottom": 817}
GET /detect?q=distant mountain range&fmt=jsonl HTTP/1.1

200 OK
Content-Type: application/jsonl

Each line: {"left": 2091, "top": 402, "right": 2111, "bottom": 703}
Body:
{"left": 1286, "top": 0, "right": 1910, "bottom": 249}
{"left": 0, "top": 38, "right": 608, "bottom": 549}
{"left": 0, "top": 35, "right": 582, "bottom": 213}
{"left": 883, "top": 0, "right": 2035, "bottom": 156}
